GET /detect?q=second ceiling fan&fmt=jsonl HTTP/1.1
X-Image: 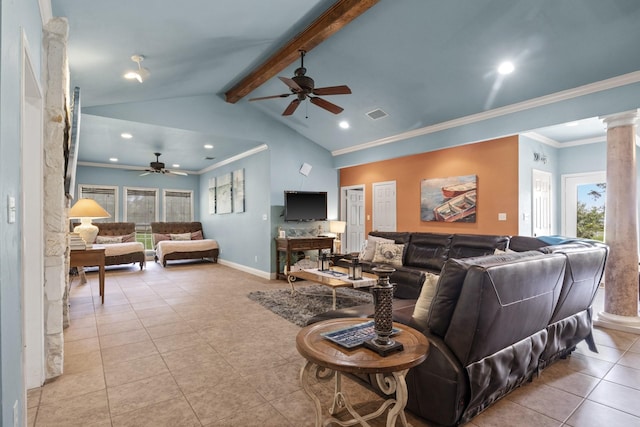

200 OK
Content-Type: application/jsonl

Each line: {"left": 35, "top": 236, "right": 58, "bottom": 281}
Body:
{"left": 249, "top": 50, "right": 352, "bottom": 116}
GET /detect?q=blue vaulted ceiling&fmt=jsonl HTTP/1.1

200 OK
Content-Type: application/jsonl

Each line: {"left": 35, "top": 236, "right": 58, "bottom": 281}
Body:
{"left": 51, "top": 0, "right": 640, "bottom": 172}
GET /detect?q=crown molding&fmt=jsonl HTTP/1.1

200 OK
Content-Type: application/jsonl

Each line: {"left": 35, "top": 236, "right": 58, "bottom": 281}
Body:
{"left": 198, "top": 144, "right": 269, "bottom": 174}
{"left": 333, "top": 70, "right": 640, "bottom": 157}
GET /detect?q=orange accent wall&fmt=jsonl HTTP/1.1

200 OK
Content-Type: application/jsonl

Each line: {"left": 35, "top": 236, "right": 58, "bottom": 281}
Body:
{"left": 339, "top": 136, "right": 519, "bottom": 236}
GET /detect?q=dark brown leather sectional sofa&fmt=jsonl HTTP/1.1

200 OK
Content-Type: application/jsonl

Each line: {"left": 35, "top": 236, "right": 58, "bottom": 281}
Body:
{"left": 319, "top": 232, "right": 608, "bottom": 426}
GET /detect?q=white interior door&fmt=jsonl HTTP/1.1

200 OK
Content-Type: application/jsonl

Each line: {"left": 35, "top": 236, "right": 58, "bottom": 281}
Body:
{"left": 343, "top": 187, "right": 364, "bottom": 253}
{"left": 562, "top": 171, "right": 606, "bottom": 238}
{"left": 22, "top": 34, "right": 45, "bottom": 389}
{"left": 372, "top": 181, "right": 396, "bottom": 231}
{"left": 532, "top": 169, "right": 552, "bottom": 237}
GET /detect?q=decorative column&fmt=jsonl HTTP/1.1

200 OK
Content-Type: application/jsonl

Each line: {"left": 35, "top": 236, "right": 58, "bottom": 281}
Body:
{"left": 596, "top": 109, "right": 640, "bottom": 331}
{"left": 42, "top": 17, "right": 70, "bottom": 379}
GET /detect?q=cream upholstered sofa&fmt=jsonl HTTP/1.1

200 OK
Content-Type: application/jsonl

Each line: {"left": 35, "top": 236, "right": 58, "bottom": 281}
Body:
{"left": 151, "top": 222, "right": 219, "bottom": 267}
{"left": 94, "top": 222, "right": 146, "bottom": 270}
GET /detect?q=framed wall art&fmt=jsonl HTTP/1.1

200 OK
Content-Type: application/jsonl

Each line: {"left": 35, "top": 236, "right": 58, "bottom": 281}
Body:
{"left": 208, "top": 177, "right": 216, "bottom": 214}
{"left": 233, "top": 168, "right": 245, "bottom": 213}
{"left": 420, "top": 174, "right": 477, "bottom": 222}
{"left": 216, "top": 173, "right": 232, "bottom": 214}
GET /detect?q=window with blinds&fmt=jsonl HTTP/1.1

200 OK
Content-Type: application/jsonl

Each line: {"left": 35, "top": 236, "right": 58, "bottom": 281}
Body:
{"left": 124, "top": 187, "right": 158, "bottom": 225}
{"left": 77, "top": 185, "right": 118, "bottom": 222}
{"left": 124, "top": 187, "right": 158, "bottom": 251}
{"left": 164, "top": 190, "right": 193, "bottom": 222}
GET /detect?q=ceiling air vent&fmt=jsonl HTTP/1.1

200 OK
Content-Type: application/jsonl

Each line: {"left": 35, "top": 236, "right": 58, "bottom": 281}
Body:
{"left": 366, "top": 108, "right": 388, "bottom": 120}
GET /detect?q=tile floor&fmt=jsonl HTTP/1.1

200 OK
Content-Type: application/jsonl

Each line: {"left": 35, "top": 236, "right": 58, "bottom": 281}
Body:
{"left": 27, "top": 261, "right": 640, "bottom": 426}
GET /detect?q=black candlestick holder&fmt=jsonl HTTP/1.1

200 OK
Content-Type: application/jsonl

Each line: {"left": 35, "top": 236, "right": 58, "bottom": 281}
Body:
{"left": 364, "top": 266, "right": 404, "bottom": 356}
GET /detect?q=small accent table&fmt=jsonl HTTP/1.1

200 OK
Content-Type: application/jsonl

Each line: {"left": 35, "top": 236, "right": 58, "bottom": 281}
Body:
{"left": 296, "top": 318, "right": 429, "bottom": 426}
{"left": 70, "top": 247, "right": 106, "bottom": 304}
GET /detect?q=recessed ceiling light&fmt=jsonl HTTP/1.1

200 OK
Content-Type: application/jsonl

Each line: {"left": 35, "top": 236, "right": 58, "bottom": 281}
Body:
{"left": 204, "top": 144, "right": 214, "bottom": 149}
{"left": 566, "top": 121, "right": 579, "bottom": 127}
{"left": 109, "top": 157, "right": 118, "bottom": 162}
{"left": 172, "top": 164, "right": 180, "bottom": 168}
{"left": 497, "top": 61, "right": 515, "bottom": 75}
{"left": 339, "top": 121, "right": 350, "bottom": 129}
{"left": 120, "top": 132, "right": 132, "bottom": 139}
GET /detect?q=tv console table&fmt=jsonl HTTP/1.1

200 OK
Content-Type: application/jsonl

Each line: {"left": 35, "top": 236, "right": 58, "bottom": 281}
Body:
{"left": 275, "top": 237, "right": 334, "bottom": 280}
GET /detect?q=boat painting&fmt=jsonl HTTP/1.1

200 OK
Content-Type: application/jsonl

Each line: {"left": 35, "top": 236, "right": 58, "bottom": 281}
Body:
{"left": 420, "top": 174, "right": 477, "bottom": 222}
{"left": 441, "top": 181, "right": 476, "bottom": 198}
{"left": 433, "top": 190, "right": 476, "bottom": 222}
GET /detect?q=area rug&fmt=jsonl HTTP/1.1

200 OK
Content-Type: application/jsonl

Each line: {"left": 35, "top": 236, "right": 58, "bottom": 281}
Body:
{"left": 248, "top": 285, "right": 373, "bottom": 327}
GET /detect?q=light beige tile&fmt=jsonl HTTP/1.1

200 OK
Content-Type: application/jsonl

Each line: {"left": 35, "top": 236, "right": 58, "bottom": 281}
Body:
{"left": 587, "top": 380, "right": 640, "bottom": 417}
{"left": 152, "top": 331, "right": 206, "bottom": 353}
{"left": 206, "top": 402, "right": 294, "bottom": 427}
{"left": 506, "top": 382, "right": 582, "bottom": 422}
{"left": 139, "top": 312, "right": 183, "bottom": 328}
{"left": 145, "top": 321, "right": 195, "bottom": 339}
{"left": 604, "top": 364, "right": 640, "bottom": 390}
{"left": 64, "top": 336, "right": 101, "bottom": 356}
{"left": 101, "top": 339, "right": 159, "bottom": 367}
{"left": 566, "top": 399, "right": 640, "bottom": 427}
{"left": 63, "top": 325, "right": 98, "bottom": 342}
{"left": 99, "top": 328, "right": 151, "bottom": 349}
{"left": 62, "top": 350, "right": 102, "bottom": 375}
{"left": 184, "top": 376, "right": 267, "bottom": 425}
{"left": 171, "top": 359, "right": 237, "bottom": 395}
{"left": 160, "top": 343, "right": 221, "bottom": 371}
{"left": 471, "top": 398, "right": 561, "bottom": 426}
{"left": 111, "top": 396, "right": 200, "bottom": 427}
{"left": 97, "top": 318, "right": 144, "bottom": 336}
{"left": 108, "top": 373, "right": 183, "bottom": 416}
{"left": 563, "top": 353, "right": 615, "bottom": 378}
{"left": 617, "top": 350, "right": 640, "bottom": 370}
{"left": 539, "top": 362, "right": 600, "bottom": 397}
{"left": 104, "top": 353, "right": 169, "bottom": 387}
{"left": 592, "top": 327, "right": 638, "bottom": 351}
{"left": 35, "top": 389, "right": 110, "bottom": 426}
{"left": 40, "top": 368, "right": 105, "bottom": 404}
{"left": 27, "top": 387, "right": 41, "bottom": 409}
{"left": 574, "top": 341, "right": 624, "bottom": 363}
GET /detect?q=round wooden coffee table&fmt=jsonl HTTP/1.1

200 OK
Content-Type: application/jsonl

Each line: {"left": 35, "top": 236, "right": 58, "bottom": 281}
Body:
{"left": 296, "top": 318, "right": 429, "bottom": 427}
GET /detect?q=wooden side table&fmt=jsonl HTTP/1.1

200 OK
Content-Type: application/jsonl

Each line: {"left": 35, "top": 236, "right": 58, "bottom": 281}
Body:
{"left": 275, "top": 237, "right": 334, "bottom": 280}
{"left": 70, "top": 247, "right": 106, "bottom": 304}
{"left": 296, "top": 318, "right": 429, "bottom": 426}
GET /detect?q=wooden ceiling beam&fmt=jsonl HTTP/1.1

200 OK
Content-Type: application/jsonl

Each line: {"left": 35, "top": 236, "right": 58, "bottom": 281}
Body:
{"left": 224, "top": 0, "right": 379, "bottom": 104}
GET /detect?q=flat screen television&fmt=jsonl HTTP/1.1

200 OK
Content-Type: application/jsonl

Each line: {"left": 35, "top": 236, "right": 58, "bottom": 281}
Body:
{"left": 284, "top": 191, "right": 328, "bottom": 221}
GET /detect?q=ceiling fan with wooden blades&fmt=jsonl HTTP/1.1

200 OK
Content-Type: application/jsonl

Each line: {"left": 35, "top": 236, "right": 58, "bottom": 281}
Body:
{"left": 139, "top": 152, "right": 188, "bottom": 176}
{"left": 248, "top": 50, "right": 351, "bottom": 116}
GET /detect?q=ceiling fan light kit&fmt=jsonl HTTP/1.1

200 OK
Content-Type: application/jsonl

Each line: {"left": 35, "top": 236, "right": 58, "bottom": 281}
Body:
{"left": 124, "top": 54, "right": 150, "bottom": 83}
{"left": 140, "top": 153, "right": 188, "bottom": 176}
{"left": 249, "top": 50, "right": 351, "bottom": 116}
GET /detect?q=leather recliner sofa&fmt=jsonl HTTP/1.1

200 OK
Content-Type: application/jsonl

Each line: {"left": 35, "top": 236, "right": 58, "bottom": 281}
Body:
{"left": 315, "top": 233, "right": 608, "bottom": 426}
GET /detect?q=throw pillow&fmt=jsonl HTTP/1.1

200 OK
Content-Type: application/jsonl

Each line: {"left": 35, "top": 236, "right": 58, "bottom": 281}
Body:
{"left": 96, "top": 235, "right": 122, "bottom": 244}
{"left": 121, "top": 232, "right": 136, "bottom": 243}
{"left": 191, "top": 230, "right": 204, "bottom": 240}
{"left": 372, "top": 242, "right": 405, "bottom": 267}
{"left": 360, "top": 235, "right": 395, "bottom": 261}
{"left": 153, "top": 233, "right": 170, "bottom": 246}
{"left": 411, "top": 272, "right": 439, "bottom": 329}
{"left": 170, "top": 232, "right": 191, "bottom": 241}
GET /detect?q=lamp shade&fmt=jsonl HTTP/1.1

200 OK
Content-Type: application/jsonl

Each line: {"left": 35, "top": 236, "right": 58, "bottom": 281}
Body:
{"left": 329, "top": 220, "right": 346, "bottom": 234}
{"left": 69, "top": 199, "right": 111, "bottom": 245}
{"left": 69, "top": 198, "right": 111, "bottom": 219}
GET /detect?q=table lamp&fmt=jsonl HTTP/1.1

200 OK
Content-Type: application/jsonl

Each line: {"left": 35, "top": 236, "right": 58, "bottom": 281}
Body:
{"left": 329, "top": 220, "right": 347, "bottom": 254}
{"left": 69, "top": 198, "right": 111, "bottom": 246}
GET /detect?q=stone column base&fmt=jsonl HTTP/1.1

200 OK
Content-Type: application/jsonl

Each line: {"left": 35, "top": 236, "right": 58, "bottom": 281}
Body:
{"left": 594, "top": 311, "right": 640, "bottom": 335}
